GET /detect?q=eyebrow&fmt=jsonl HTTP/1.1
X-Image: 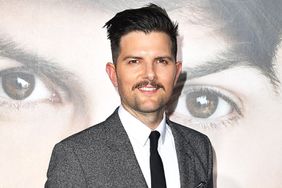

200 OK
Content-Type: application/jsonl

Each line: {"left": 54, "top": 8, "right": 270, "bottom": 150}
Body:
{"left": 122, "top": 56, "right": 142, "bottom": 61}
{"left": 182, "top": 59, "right": 242, "bottom": 79}
{"left": 0, "top": 37, "right": 87, "bottom": 113}
{"left": 179, "top": 54, "right": 280, "bottom": 91}
{"left": 122, "top": 56, "right": 175, "bottom": 61}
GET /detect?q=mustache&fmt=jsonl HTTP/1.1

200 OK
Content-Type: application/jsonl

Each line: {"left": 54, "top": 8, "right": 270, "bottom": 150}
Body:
{"left": 132, "top": 80, "right": 165, "bottom": 91}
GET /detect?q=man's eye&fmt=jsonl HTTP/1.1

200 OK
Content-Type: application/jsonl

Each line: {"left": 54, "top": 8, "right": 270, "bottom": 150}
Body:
{"left": 0, "top": 68, "right": 60, "bottom": 105}
{"left": 157, "top": 59, "right": 168, "bottom": 64}
{"left": 128, "top": 59, "right": 139, "bottom": 64}
{"left": 172, "top": 85, "right": 243, "bottom": 128}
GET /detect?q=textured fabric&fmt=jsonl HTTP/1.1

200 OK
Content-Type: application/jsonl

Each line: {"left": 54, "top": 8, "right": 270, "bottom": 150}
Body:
{"left": 149, "top": 131, "right": 166, "bottom": 188}
{"left": 45, "top": 108, "right": 213, "bottom": 188}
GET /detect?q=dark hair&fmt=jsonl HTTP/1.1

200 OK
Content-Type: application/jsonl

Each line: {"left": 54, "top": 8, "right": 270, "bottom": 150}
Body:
{"left": 207, "top": 0, "right": 282, "bottom": 87}
{"left": 171, "top": 0, "right": 282, "bottom": 87}
{"left": 104, "top": 3, "right": 178, "bottom": 63}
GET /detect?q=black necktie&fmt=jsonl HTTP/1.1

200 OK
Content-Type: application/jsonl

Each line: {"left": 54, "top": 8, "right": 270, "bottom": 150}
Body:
{"left": 149, "top": 131, "right": 166, "bottom": 188}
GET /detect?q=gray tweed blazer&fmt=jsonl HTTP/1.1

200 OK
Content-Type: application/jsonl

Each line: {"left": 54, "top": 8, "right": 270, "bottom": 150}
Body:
{"left": 45, "top": 108, "right": 213, "bottom": 188}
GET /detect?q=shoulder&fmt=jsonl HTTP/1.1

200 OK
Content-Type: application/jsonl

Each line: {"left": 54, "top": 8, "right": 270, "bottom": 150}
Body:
{"left": 45, "top": 110, "right": 121, "bottom": 187}
{"left": 57, "top": 109, "right": 120, "bottom": 149}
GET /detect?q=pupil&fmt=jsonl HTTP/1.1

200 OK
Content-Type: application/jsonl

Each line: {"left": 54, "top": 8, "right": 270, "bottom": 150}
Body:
{"left": 2, "top": 72, "right": 35, "bottom": 100}
{"left": 186, "top": 91, "right": 218, "bottom": 118}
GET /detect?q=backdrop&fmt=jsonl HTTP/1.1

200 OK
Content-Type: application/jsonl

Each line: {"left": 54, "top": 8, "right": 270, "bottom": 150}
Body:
{"left": 0, "top": 0, "right": 282, "bottom": 187}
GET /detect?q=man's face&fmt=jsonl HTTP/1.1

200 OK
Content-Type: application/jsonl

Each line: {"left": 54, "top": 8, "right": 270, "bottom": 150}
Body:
{"left": 0, "top": 1, "right": 116, "bottom": 187}
{"left": 107, "top": 31, "right": 182, "bottom": 115}
{"left": 169, "top": 14, "right": 282, "bottom": 187}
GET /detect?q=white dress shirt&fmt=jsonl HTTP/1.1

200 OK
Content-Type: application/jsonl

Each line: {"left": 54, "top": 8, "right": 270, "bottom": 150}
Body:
{"left": 118, "top": 106, "right": 180, "bottom": 188}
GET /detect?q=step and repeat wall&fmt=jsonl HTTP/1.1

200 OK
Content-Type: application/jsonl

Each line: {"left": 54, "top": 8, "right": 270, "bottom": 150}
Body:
{"left": 0, "top": 0, "right": 281, "bottom": 187}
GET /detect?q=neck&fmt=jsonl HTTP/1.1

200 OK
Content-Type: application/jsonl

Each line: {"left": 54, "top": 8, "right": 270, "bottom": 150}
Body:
{"left": 122, "top": 105, "right": 165, "bottom": 130}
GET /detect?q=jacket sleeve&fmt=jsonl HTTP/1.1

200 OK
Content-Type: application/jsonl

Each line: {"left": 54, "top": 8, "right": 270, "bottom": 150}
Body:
{"left": 205, "top": 135, "right": 214, "bottom": 188}
{"left": 45, "top": 142, "right": 87, "bottom": 188}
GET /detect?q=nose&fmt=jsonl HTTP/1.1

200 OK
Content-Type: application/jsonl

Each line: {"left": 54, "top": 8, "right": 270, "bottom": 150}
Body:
{"left": 144, "top": 62, "right": 156, "bottom": 81}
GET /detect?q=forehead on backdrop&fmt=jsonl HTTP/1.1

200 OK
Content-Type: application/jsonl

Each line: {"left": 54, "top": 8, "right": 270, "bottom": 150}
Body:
{"left": 0, "top": 0, "right": 282, "bottom": 187}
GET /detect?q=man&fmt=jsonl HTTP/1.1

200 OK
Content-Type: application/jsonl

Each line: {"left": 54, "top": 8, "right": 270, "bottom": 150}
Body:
{"left": 45, "top": 4, "right": 213, "bottom": 188}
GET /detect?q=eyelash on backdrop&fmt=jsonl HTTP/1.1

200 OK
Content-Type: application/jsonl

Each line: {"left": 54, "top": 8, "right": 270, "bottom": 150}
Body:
{"left": 174, "top": 84, "right": 243, "bottom": 129}
{"left": 0, "top": 66, "right": 65, "bottom": 109}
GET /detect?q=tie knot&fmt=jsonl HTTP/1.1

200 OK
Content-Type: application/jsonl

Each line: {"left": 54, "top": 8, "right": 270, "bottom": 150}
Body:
{"left": 149, "top": 131, "right": 160, "bottom": 151}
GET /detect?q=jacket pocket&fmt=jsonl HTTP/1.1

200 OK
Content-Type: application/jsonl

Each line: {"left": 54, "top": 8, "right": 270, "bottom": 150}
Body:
{"left": 195, "top": 181, "right": 207, "bottom": 188}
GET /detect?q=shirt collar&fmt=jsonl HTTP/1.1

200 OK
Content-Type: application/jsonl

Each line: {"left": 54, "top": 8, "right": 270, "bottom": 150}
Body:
{"left": 155, "top": 114, "right": 167, "bottom": 145}
{"left": 118, "top": 105, "right": 167, "bottom": 146}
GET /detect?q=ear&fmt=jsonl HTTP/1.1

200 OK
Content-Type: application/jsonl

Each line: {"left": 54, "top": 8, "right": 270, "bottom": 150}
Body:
{"left": 106, "top": 62, "right": 118, "bottom": 87}
{"left": 174, "top": 61, "right": 182, "bottom": 85}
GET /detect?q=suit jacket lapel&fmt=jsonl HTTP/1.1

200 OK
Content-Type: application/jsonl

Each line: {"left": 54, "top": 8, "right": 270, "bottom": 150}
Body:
{"left": 169, "top": 121, "right": 195, "bottom": 188}
{"left": 104, "top": 109, "right": 148, "bottom": 187}
{"left": 168, "top": 120, "right": 210, "bottom": 188}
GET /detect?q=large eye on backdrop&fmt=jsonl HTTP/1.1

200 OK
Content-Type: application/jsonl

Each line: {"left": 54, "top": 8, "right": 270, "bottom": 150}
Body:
{"left": 172, "top": 85, "right": 243, "bottom": 128}
{"left": 186, "top": 91, "right": 219, "bottom": 118}
{"left": 0, "top": 67, "right": 61, "bottom": 106}
{"left": 2, "top": 72, "right": 35, "bottom": 100}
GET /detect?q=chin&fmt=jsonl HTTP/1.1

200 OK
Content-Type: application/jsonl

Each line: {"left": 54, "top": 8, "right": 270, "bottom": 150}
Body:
{"left": 135, "top": 104, "right": 165, "bottom": 113}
